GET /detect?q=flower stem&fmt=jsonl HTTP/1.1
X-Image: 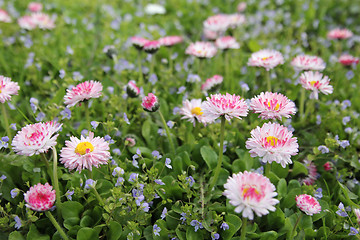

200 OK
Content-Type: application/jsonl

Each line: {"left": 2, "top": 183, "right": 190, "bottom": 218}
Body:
{"left": 266, "top": 70, "right": 271, "bottom": 92}
{"left": 158, "top": 111, "right": 176, "bottom": 155}
{"left": 137, "top": 50, "right": 144, "bottom": 86}
{"left": 299, "top": 87, "right": 305, "bottom": 120}
{"left": 1, "top": 103, "right": 12, "bottom": 141}
{"left": 208, "top": 116, "right": 226, "bottom": 191}
{"left": 150, "top": 54, "right": 155, "bottom": 77}
{"left": 168, "top": 47, "right": 173, "bottom": 74}
{"left": 45, "top": 211, "right": 69, "bottom": 240}
{"left": 51, "top": 147, "right": 62, "bottom": 221}
{"left": 240, "top": 217, "right": 247, "bottom": 240}
{"left": 92, "top": 187, "right": 104, "bottom": 206}
{"left": 265, "top": 163, "right": 271, "bottom": 178}
{"left": 289, "top": 213, "right": 303, "bottom": 240}
{"left": 225, "top": 51, "right": 231, "bottom": 91}
{"left": 84, "top": 101, "right": 90, "bottom": 130}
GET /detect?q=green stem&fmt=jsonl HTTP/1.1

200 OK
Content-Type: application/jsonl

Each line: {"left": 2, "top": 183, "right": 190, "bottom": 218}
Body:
{"left": 265, "top": 163, "right": 271, "bottom": 178}
{"left": 168, "top": 47, "right": 173, "bottom": 75}
{"left": 41, "top": 153, "right": 54, "bottom": 183}
{"left": 266, "top": 70, "right": 271, "bottom": 92}
{"left": 208, "top": 116, "right": 226, "bottom": 191}
{"left": 1, "top": 103, "right": 12, "bottom": 141}
{"left": 158, "top": 111, "right": 176, "bottom": 155}
{"left": 45, "top": 211, "right": 69, "bottom": 240}
{"left": 198, "top": 58, "right": 203, "bottom": 79}
{"left": 240, "top": 217, "right": 247, "bottom": 240}
{"left": 84, "top": 101, "right": 90, "bottom": 130}
{"left": 92, "top": 188, "right": 104, "bottom": 206}
{"left": 289, "top": 213, "right": 303, "bottom": 240}
{"left": 137, "top": 50, "right": 144, "bottom": 86}
{"left": 299, "top": 87, "right": 306, "bottom": 120}
{"left": 51, "top": 147, "right": 62, "bottom": 221}
{"left": 150, "top": 54, "right": 155, "bottom": 76}
{"left": 225, "top": 51, "right": 231, "bottom": 91}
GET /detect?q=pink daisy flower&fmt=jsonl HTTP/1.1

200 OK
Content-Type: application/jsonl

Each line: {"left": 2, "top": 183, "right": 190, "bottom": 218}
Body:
{"left": 31, "top": 13, "right": 55, "bottom": 29}
{"left": 237, "top": 2, "right": 247, "bottom": 12}
{"left": 64, "top": 80, "right": 103, "bottom": 107}
{"left": 201, "top": 75, "right": 223, "bottom": 94}
{"left": 246, "top": 122, "right": 298, "bottom": 168}
{"left": 338, "top": 54, "right": 359, "bottom": 66}
{"left": 141, "top": 93, "right": 159, "bottom": 112}
{"left": 296, "top": 194, "right": 321, "bottom": 216}
{"left": 143, "top": 40, "right": 161, "bottom": 54}
{"left": 159, "top": 36, "right": 183, "bottom": 47}
{"left": 185, "top": 42, "right": 217, "bottom": 59}
{"left": 0, "top": 9, "right": 11, "bottom": 23}
{"left": 18, "top": 15, "right": 36, "bottom": 30}
{"left": 60, "top": 132, "right": 110, "bottom": 173}
{"left": 227, "top": 13, "right": 246, "bottom": 29}
{"left": 291, "top": 55, "right": 326, "bottom": 71}
{"left": 0, "top": 76, "right": 20, "bottom": 103}
{"left": 12, "top": 121, "right": 62, "bottom": 156}
{"left": 250, "top": 92, "right": 296, "bottom": 120}
{"left": 301, "top": 160, "right": 318, "bottom": 185}
{"left": 203, "top": 14, "right": 230, "bottom": 33}
{"left": 247, "top": 49, "right": 284, "bottom": 71}
{"left": 299, "top": 71, "right": 333, "bottom": 100}
{"left": 215, "top": 36, "right": 240, "bottom": 50}
{"left": 202, "top": 93, "right": 248, "bottom": 122}
{"left": 28, "top": 2, "right": 43, "bottom": 12}
{"left": 24, "top": 183, "right": 56, "bottom": 211}
{"left": 126, "top": 81, "right": 140, "bottom": 98}
{"left": 354, "top": 209, "right": 360, "bottom": 225}
{"left": 327, "top": 28, "right": 353, "bottom": 40}
{"left": 130, "top": 36, "right": 149, "bottom": 50}
{"left": 179, "top": 99, "right": 207, "bottom": 126}
{"left": 203, "top": 29, "right": 219, "bottom": 40}
{"left": 223, "top": 171, "right": 279, "bottom": 220}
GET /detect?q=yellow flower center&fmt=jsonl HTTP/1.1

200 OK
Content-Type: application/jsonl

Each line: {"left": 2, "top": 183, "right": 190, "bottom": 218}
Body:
{"left": 261, "top": 57, "right": 270, "bottom": 61}
{"left": 310, "top": 80, "right": 317, "bottom": 86}
{"left": 242, "top": 186, "right": 261, "bottom": 200}
{"left": 266, "top": 136, "right": 278, "bottom": 147}
{"left": 191, "top": 107, "right": 203, "bottom": 116}
{"left": 75, "top": 142, "right": 94, "bottom": 155}
{"left": 267, "top": 102, "right": 280, "bottom": 110}
{"left": 0, "top": 85, "right": 2, "bottom": 93}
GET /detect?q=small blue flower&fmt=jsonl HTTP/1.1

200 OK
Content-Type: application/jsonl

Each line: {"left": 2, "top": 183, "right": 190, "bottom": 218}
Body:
{"left": 340, "top": 140, "right": 350, "bottom": 149}
{"left": 136, "top": 148, "right": 141, "bottom": 155}
{"left": 36, "top": 112, "right": 46, "bottom": 121}
{"left": 180, "top": 212, "right": 187, "bottom": 224}
{"left": 342, "top": 116, "right": 351, "bottom": 125}
{"left": 153, "top": 224, "right": 161, "bottom": 236}
{"left": 155, "top": 179, "right": 165, "bottom": 185}
{"left": 165, "top": 158, "right": 172, "bottom": 169}
{"left": 84, "top": 179, "right": 96, "bottom": 189}
{"left": 336, "top": 202, "right": 348, "bottom": 217}
{"left": 318, "top": 145, "right": 329, "bottom": 154}
{"left": 59, "top": 69, "right": 66, "bottom": 79}
{"left": 149, "top": 74, "right": 158, "bottom": 85}
{"left": 161, "top": 207, "right": 167, "bottom": 219}
{"left": 173, "top": 107, "right": 180, "bottom": 115}
{"left": 152, "top": 150, "right": 162, "bottom": 159}
{"left": 60, "top": 108, "right": 71, "bottom": 120}
{"left": 115, "top": 177, "right": 124, "bottom": 186}
{"left": 349, "top": 227, "right": 359, "bottom": 236}
{"left": 112, "top": 167, "right": 124, "bottom": 177}
{"left": 158, "top": 128, "right": 166, "bottom": 136}
{"left": 220, "top": 222, "right": 229, "bottom": 231}
{"left": 211, "top": 233, "right": 220, "bottom": 240}
{"left": 132, "top": 159, "right": 139, "bottom": 168}
{"left": 314, "top": 188, "right": 323, "bottom": 199}
{"left": 14, "top": 215, "right": 21, "bottom": 229}
{"left": 10, "top": 188, "right": 20, "bottom": 198}
{"left": 0, "top": 175, "right": 6, "bottom": 182}
{"left": 65, "top": 190, "right": 74, "bottom": 200}
{"left": 186, "top": 176, "right": 195, "bottom": 187}
{"left": 167, "top": 121, "right": 175, "bottom": 129}
{"left": 10, "top": 123, "right": 17, "bottom": 130}
{"left": 123, "top": 113, "right": 130, "bottom": 125}
{"left": 316, "top": 115, "right": 321, "bottom": 125}
{"left": 190, "top": 220, "right": 203, "bottom": 232}
{"left": 112, "top": 148, "right": 121, "bottom": 155}
{"left": 141, "top": 202, "right": 150, "bottom": 212}
{"left": 91, "top": 121, "right": 99, "bottom": 129}
{"left": 128, "top": 173, "right": 138, "bottom": 182}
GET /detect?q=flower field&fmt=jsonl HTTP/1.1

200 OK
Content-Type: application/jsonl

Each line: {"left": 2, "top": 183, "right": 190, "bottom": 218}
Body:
{"left": 1, "top": 0, "right": 360, "bottom": 239}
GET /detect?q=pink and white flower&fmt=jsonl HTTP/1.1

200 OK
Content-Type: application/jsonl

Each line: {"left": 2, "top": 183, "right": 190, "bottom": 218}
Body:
{"left": 247, "top": 49, "right": 284, "bottom": 71}
{"left": 201, "top": 75, "right": 223, "bottom": 94}
{"left": 202, "top": 93, "right": 248, "bottom": 122}
{"left": 141, "top": 93, "right": 159, "bottom": 112}
{"left": 223, "top": 171, "right": 279, "bottom": 220}
{"left": 64, "top": 80, "right": 103, "bottom": 107}
{"left": 126, "top": 81, "right": 140, "bottom": 98}
{"left": 130, "top": 36, "right": 149, "bottom": 50}
{"left": 24, "top": 183, "right": 56, "bottom": 211}
{"left": 179, "top": 99, "right": 207, "bottom": 126}
{"left": 215, "top": 36, "right": 240, "bottom": 50}
{"left": 237, "top": 2, "right": 247, "bottom": 12}
{"left": 18, "top": 15, "right": 36, "bottom": 30}
{"left": 60, "top": 132, "right": 110, "bottom": 173}
{"left": 185, "top": 42, "right": 217, "bottom": 59}
{"left": 246, "top": 122, "right": 298, "bottom": 168}
{"left": 0, "top": 9, "right": 11, "bottom": 23}
{"left": 327, "top": 28, "right": 353, "bottom": 40}
{"left": 31, "top": 13, "right": 55, "bottom": 29}
{"left": 296, "top": 194, "right": 321, "bottom": 216}
{"left": 203, "top": 14, "right": 230, "bottom": 33}
{"left": 302, "top": 160, "right": 318, "bottom": 185}
{"left": 159, "top": 36, "right": 183, "bottom": 47}
{"left": 227, "top": 13, "right": 246, "bottom": 28}
{"left": 299, "top": 71, "right": 333, "bottom": 100}
{"left": 338, "top": 54, "right": 359, "bottom": 66}
{"left": 291, "top": 55, "right": 326, "bottom": 71}
{"left": 250, "top": 92, "right": 296, "bottom": 120}
{"left": 203, "top": 29, "right": 219, "bottom": 40}
{"left": 143, "top": 40, "right": 161, "bottom": 54}
{"left": 12, "top": 121, "right": 62, "bottom": 156}
{"left": 28, "top": 2, "right": 43, "bottom": 12}
{"left": 0, "top": 76, "right": 20, "bottom": 103}
{"left": 354, "top": 209, "right": 360, "bottom": 225}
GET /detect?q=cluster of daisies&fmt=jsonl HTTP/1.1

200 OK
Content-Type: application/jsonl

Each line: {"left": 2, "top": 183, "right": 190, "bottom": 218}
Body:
{"left": 0, "top": 2, "right": 55, "bottom": 30}
{"left": 130, "top": 35, "right": 183, "bottom": 54}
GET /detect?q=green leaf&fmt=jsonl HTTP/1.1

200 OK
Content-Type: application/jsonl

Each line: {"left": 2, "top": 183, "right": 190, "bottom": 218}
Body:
{"left": 62, "top": 201, "right": 84, "bottom": 220}
{"left": 64, "top": 217, "right": 80, "bottom": 230}
{"left": 272, "top": 162, "right": 289, "bottom": 178}
{"left": 107, "top": 221, "right": 122, "bottom": 240}
{"left": 282, "top": 188, "right": 302, "bottom": 208}
{"left": 80, "top": 215, "right": 93, "bottom": 227}
{"left": 200, "top": 146, "right": 218, "bottom": 169}
{"left": 186, "top": 227, "right": 203, "bottom": 240}
{"left": 222, "top": 214, "right": 242, "bottom": 240}
{"left": 290, "top": 161, "right": 308, "bottom": 177}
{"left": 9, "top": 231, "right": 25, "bottom": 240}
{"left": 77, "top": 227, "right": 98, "bottom": 240}
{"left": 175, "top": 227, "right": 186, "bottom": 240}
{"left": 173, "top": 155, "right": 184, "bottom": 175}
{"left": 259, "top": 231, "right": 278, "bottom": 240}
{"left": 26, "top": 225, "right": 50, "bottom": 240}
{"left": 277, "top": 178, "right": 287, "bottom": 199}
{"left": 247, "top": 40, "right": 261, "bottom": 52}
